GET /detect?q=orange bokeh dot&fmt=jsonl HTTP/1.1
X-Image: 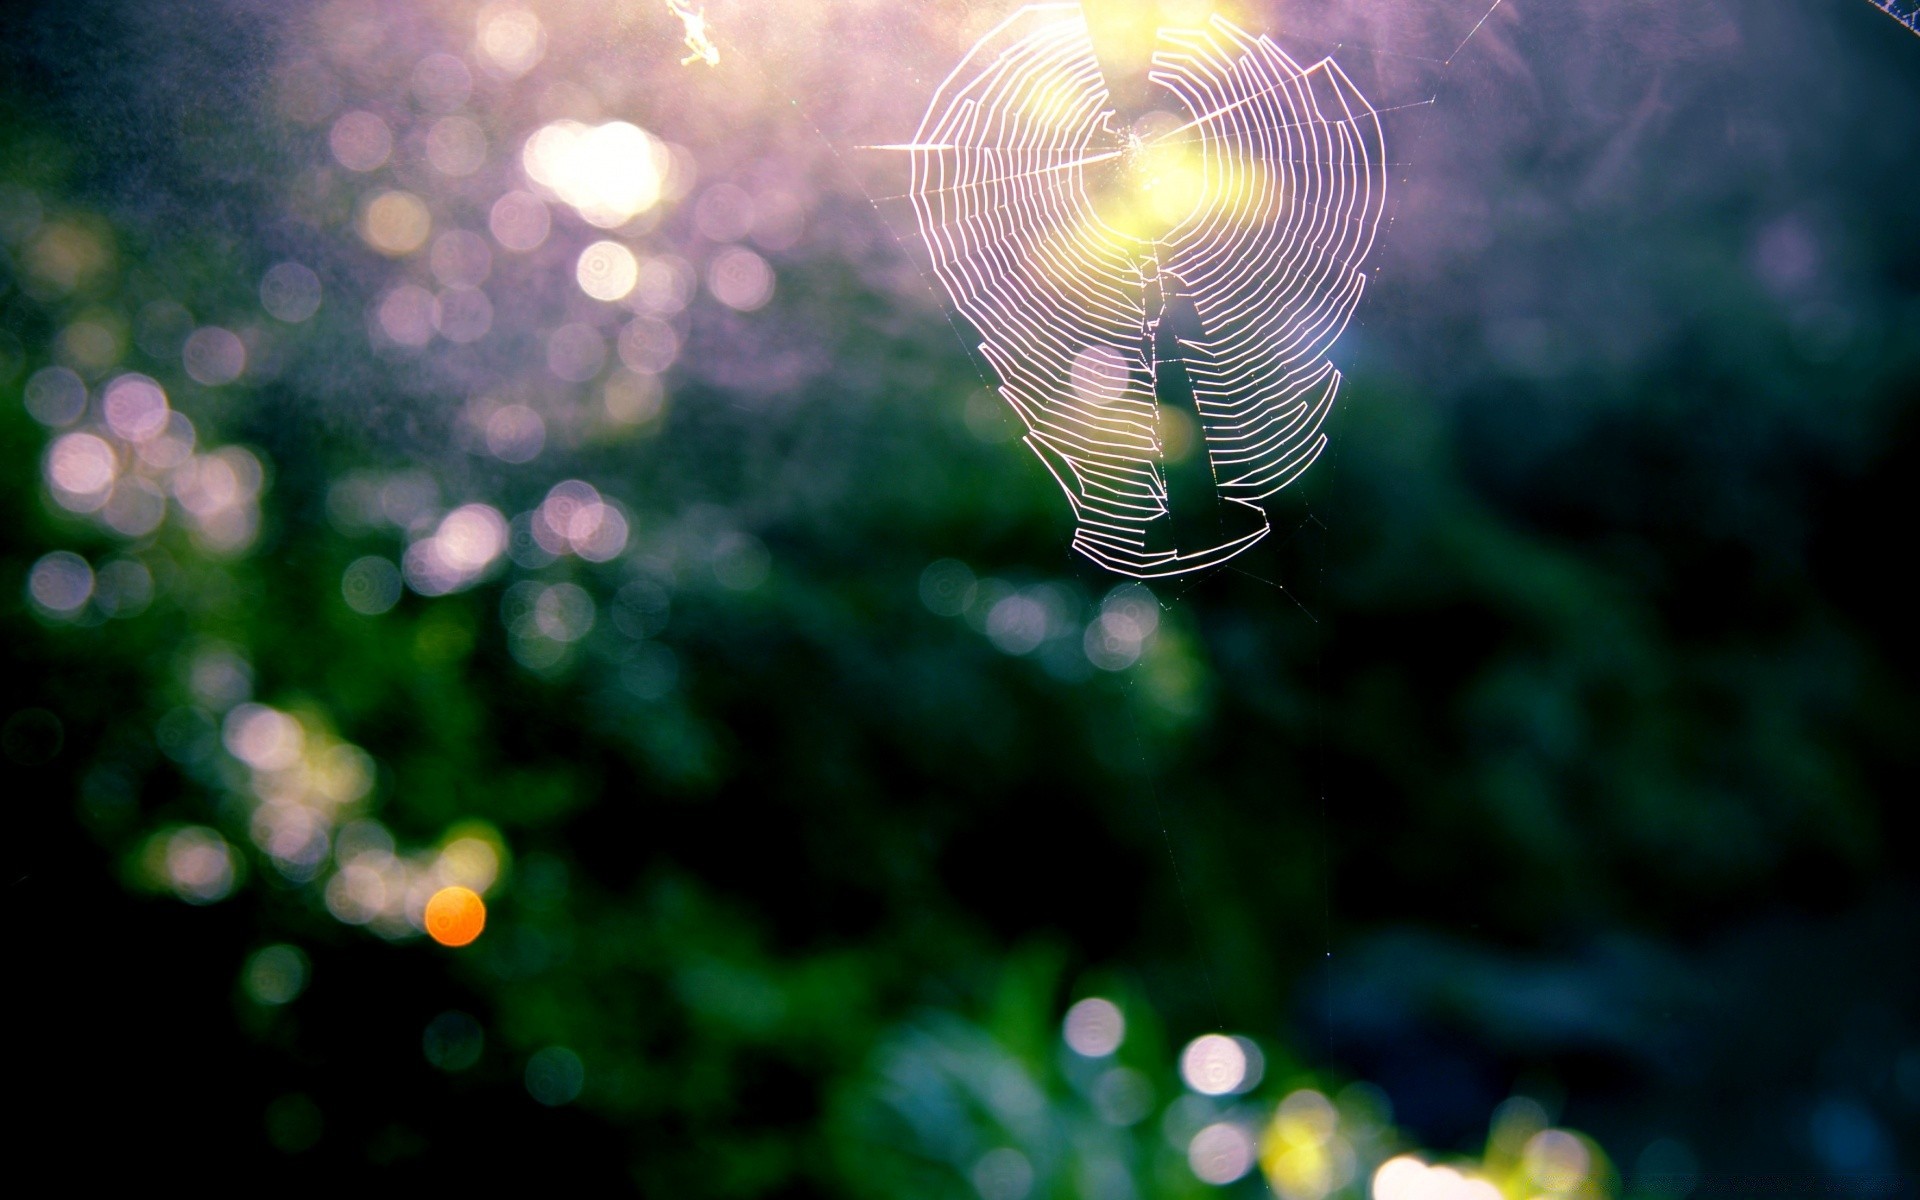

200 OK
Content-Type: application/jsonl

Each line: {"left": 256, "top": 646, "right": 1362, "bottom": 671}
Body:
{"left": 424, "top": 885, "right": 487, "bottom": 947}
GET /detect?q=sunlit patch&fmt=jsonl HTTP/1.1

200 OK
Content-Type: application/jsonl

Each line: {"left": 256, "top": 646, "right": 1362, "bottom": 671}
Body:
{"left": 633, "top": 254, "right": 695, "bottom": 315}
{"left": 138, "top": 413, "right": 196, "bottom": 469}
{"left": 1084, "top": 613, "right": 1143, "bottom": 670}
{"left": 424, "top": 885, "right": 487, "bottom": 946}
{"left": 46, "top": 432, "right": 119, "bottom": 511}
{"left": 985, "top": 591, "right": 1049, "bottom": 656}
{"left": 1083, "top": 581, "right": 1161, "bottom": 672}
{"left": 24, "top": 219, "right": 113, "bottom": 294}
{"left": 484, "top": 404, "right": 546, "bottom": 463}
{"left": 57, "top": 316, "right": 124, "bottom": 374}
{"left": 328, "top": 110, "right": 391, "bottom": 172}
{"left": 224, "top": 703, "right": 305, "bottom": 771}
{"left": 183, "top": 326, "right": 246, "bottom": 384}
{"left": 1282, "top": 1082, "right": 1344, "bottom": 1144}
{"left": 376, "top": 285, "right": 439, "bottom": 347}
{"left": 411, "top": 53, "right": 472, "bottom": 112}
{"left": 618, "top": 317, "right": 680, "bottom": 375}
{"left": 99, "top": 374, "right": 167, "bottom": 439}
{"left": 1189, "top": 1122, "right": 1255, "bottom": 1185}
{"left": 102, "top": 478, "right": 167, "bottom": 537}
{"left": 489, "top": 190, "right": 551, "bottom": 251}
{"left": 1019, "top": 76, "right": 1088, "bottom": 130}
{"left": 171, "top": 446, "right": 266, "bottom": 554}
{"left": 707, "top": 245, "right": 774, "bottom": 311}
{"left": 327, "top": 860, "right": 390, "bottom": 924}
{"left": 1069, "top": 345, "right": 1132, "bottom": 407}
{"left": 1487, "top": 1095, "right": 1549, "bottom": 1154}
{"left": 531, "top": 479, "right": 630, "bottom": 561}
{"left": 257, "top": 803, "right": 330, "bottom": 880}
{"left": 1524, "top": 1129, "right": 1593, "bottom": 1192}
{"left": 603, "top": 370, "right": 665, "bottom": 426}
{"left": 522, "top": 120, "right": 667, "bottom": 229}
{"left": 429, "top": 230, "right": 492, "bottom": 288}
{"left": 1156, "top": 402, "right": 1197, "bottom": 463}
{"left": 359, "top": 190, "right": 431, "bottom": 256}
{"left": 577, "top": 240, "right": 640, "bottom": 302}
{"left": 1260, "top": 1090, "right": 1355, "bottom": 1200}
{"left": 434, "top": 507, "right": 510, "bottom": 571}
{"left": 42, "top": 367, "right": 509, "bottom": 939}
{"left": 426, "top": 116, "right": 488, "bottom": 177}
{"left": 435, "top": 832, "right": 502, "bottom": 893}
{"left": 1180, "top": 1033, "right": 1247, "bottom": 1095}
{"left": 434, "top": 287, "right": 493, "bottom": 343}
{"left": 694, "top": 183, "right": 754, "bottom": 243}
{"left": 1062, "top": 996, "right": 1126, "bottom": 1056}
{"left": 187, "top": 642, "right": 253, "bottom": 711}
{"left": 149, "top": 825, "right": 239, "bottom": 904}
{"left": 1371, "top": 1157, "right": 1503, "bottom": 1200}
{"left": 1087, "top": 113, "right": 1209, "bottom": 241}
{"left": 476, "top": 3, "right": 545, "bottom": 78}
{"left": 404, "top": 502, "right": 509, "bottom": 595}
{"left": 1084, "top": 0, "right": 1155, "bottom": 63}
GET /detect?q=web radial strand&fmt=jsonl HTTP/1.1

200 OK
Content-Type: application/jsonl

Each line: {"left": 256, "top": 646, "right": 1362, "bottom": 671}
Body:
{"left": 1868, "top": 1, "right": 1920, "bottom": 36}
{"left": 905, "top": 5, "right": 1385, "bottom": 579}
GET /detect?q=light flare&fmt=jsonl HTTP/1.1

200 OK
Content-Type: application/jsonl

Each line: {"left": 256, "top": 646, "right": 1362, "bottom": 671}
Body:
{"left": 522, "top": 120, "right": 668, "bottom": 229}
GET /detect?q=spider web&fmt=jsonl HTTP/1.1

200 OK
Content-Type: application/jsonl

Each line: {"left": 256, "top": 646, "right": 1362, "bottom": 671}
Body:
{"left": 887, "top": 6, "right": 1386, "bottom": 579}
{"left": 1868, "top": 1, "right": 1920, "bottom": 36}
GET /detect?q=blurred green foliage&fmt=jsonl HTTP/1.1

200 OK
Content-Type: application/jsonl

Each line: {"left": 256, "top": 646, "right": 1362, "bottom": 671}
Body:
{"left": 4, "top": 0, "right": 1920, "bottom": 1196}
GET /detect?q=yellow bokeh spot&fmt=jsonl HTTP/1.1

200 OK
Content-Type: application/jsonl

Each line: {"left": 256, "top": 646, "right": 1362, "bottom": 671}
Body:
{"left": 25, "top": 219, "right": 114, "bottom": 293}
{"left": 360, "top": 190, "right": 431, "bottom": 257}
{"left": 1085, "top": 1, "right": 1240, "bottom": 61}
{"left": 1163, "top": 0, "right": 1222, "bottom": 22}
{"left": 1031, "top": 215, "right": 1131, "bottom": 290}
{"left": 1134, "top": 137, "right": 1207, "bottom": 227}
{"left": 1158, "top": 403, "right": 1197, "bottom": 462}
{"left": 521, "top": 120, "right": 665, "bottom": 229}
{"left": 1266, "top": 1140, "right": 1335, "bottom": 1200}
{"left": 424, "top": 885, "right": 487, "bottom": 946}
{"left": 1022, "top": 78, "right": 1087, "bottom": 129}
{"left": 436, "top": 820, "right": 507, "bottom": 893}
{"left": 1087, "top": 117, "right": 1209, "bottom": 241}
{"left": 1262, "top": 1090, "right": 1350, "bottom": 1200}
{"left": 1084, "top": 0, "right": 1154, "bottom": 62}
